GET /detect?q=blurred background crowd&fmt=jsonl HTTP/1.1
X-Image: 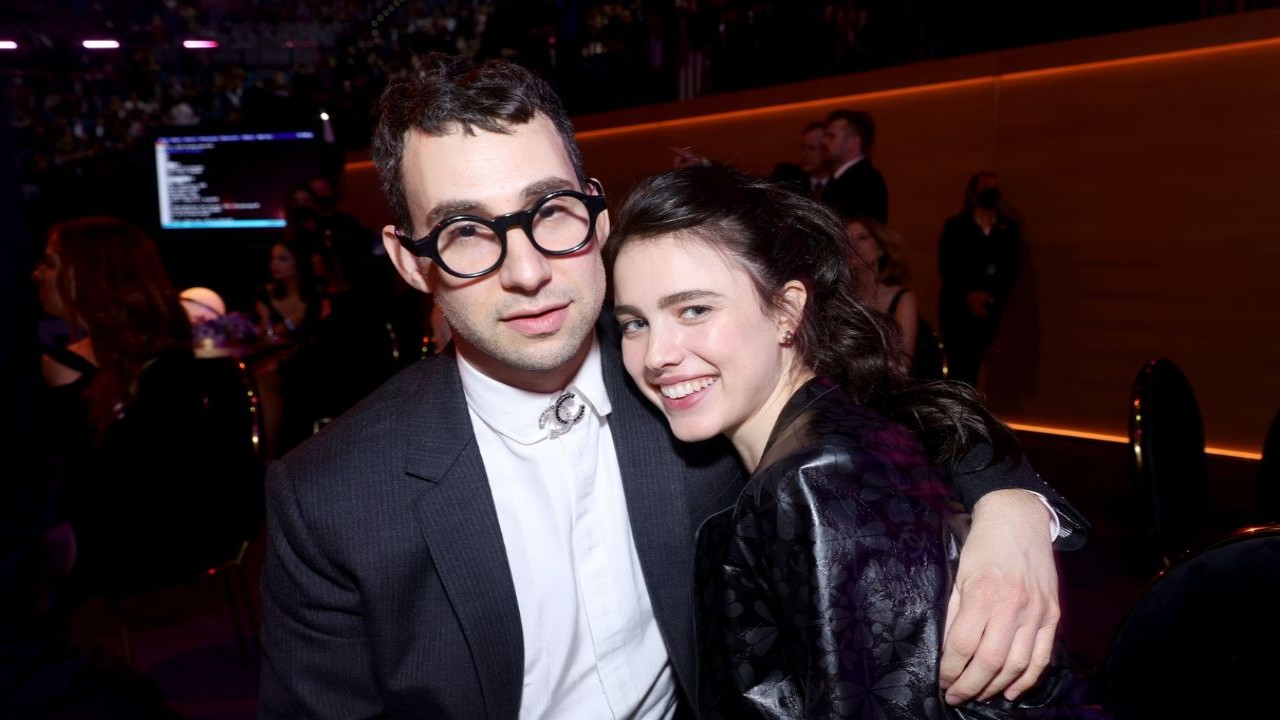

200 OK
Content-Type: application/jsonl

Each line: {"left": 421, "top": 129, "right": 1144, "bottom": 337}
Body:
{"left": 4, "top": 0, "right": 1273, "bottom": 236}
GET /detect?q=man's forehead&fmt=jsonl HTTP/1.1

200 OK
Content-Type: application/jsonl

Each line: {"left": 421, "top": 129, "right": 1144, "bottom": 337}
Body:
{"left": 401, "top": 119, "right": 577, "bottom": 222}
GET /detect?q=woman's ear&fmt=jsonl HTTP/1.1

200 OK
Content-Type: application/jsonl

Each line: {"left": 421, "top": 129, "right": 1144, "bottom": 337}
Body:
{"left": 776, "top": 279, "right": 809, "bottom": 339}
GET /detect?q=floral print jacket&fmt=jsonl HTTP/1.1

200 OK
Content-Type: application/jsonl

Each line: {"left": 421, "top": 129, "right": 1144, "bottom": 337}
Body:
{"left": 694, "top": 377, "right": 1092, "bottom": 719}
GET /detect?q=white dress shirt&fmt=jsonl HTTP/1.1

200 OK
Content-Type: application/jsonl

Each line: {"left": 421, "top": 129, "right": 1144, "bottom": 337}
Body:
{"left": 457, "top": 339, "right": 676, "bottom": 720}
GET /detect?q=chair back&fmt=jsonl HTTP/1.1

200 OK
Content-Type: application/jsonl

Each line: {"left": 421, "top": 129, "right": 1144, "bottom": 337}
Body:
{"left": 1257, "top": 408, "right": 1280, "bottom": 522}
{"left": 1128, "top": 357, "right": 1209, "bottom": 566}
{"left": 87, "top": 353, "right": 265, "bottom": 595}
{"left": 913, "top": 319, "right": 947, "bottom": 381}
{"left": 1102, "top": 524, "right": 1280, "bottom": 718}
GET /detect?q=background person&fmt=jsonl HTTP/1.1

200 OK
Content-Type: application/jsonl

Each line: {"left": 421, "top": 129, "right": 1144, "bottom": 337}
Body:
{"left": 938, "top": 171, "right": 1022, "bottom": 387}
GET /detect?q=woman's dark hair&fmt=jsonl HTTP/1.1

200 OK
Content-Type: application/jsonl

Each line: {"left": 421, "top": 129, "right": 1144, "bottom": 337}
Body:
{"left": 605, "top": 165, "right": 1017, "bottom": 465}
{"left": 845, "top": 215, "right": 910, "bottom": 287}
{"left": 49, "top": 217, "right": 191, "bottom": 442}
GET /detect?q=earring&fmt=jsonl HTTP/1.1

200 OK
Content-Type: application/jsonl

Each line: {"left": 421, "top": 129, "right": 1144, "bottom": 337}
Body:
{"left": 781, "top": 330, "right": 795, "bottom": 345}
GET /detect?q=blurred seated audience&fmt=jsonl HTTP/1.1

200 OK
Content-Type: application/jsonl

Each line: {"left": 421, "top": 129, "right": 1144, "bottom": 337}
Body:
{"left": 251, "top": 234, "right": 330, "bottom": 458}
{"left": 307, "top": 216, "right": 406, "bottom": 429}
{"left": 254, "top": 235, "right": 329, "bottom": 344}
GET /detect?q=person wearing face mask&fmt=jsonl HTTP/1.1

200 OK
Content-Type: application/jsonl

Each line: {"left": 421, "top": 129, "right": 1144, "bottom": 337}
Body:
{"left": 938, "top": 171, "right": 1022, "bottom": 387}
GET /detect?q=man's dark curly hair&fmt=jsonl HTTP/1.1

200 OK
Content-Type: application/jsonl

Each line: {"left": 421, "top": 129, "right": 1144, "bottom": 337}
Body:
{"left": 370, "top": 53, "right": 589, "bottom": 236}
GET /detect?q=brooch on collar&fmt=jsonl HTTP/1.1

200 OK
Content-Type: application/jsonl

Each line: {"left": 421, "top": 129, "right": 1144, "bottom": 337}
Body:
{"left": 539, "top": 391, "right": 586, "bottom": 439}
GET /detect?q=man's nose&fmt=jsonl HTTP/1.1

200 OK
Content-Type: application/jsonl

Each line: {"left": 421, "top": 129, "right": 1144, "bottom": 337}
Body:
{"left": 498, "top": 227, "right": 553, "bottom": 293}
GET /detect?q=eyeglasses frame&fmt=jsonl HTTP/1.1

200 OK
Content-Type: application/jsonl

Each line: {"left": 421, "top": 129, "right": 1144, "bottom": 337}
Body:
{"left": 394, "top": 178, "right": 607, "bottom": 279}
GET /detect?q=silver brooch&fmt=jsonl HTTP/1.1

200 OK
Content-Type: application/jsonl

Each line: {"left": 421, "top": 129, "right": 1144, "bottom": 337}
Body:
{"left": 538, "top": 391, "right": 587, "bottom": 439}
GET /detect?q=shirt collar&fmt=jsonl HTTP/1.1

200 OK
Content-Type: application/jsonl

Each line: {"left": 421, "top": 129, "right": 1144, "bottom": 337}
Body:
{"left": 832, "top": 154, "right": 866, "bottom": 179}
{"left": 457, "top": 336, "right": 612, "bottom": 445}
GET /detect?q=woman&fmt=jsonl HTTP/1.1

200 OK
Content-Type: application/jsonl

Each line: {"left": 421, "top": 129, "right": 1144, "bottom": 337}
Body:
{"left": 846, "top": 216, "right": 946, "bottom": 380}
{"left": 255, "top": 236, "right": 328, "bottom": 343}
{"left": 34, "top": 217, "right": 192, "bottom": 451}
{"left": 845, "top": 216, "right": 918, "bottom": 359}
{"left": 33, "top": 216, "right": 193, "bottom": 595}
{"left": 606, "top": 167, "right": 1082, "bottom": 718}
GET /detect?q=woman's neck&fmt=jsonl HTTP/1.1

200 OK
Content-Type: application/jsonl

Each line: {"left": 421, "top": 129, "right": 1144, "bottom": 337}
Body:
{"left": 730, "top": 365, "right": 816, "bottom": 474}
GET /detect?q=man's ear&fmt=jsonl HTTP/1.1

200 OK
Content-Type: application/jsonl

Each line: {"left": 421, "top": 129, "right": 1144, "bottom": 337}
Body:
{"left": 595, "top": 208, "right": 611, "bottom": 250}
{"left": 592, "top": 179, "right": 611, "bottom": 249}
{"left": 382, "top": 225, "right": 434, "bottom": 294}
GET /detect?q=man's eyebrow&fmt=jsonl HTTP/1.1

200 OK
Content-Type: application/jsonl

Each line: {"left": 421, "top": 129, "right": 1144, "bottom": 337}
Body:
{"left": 422, "top": 199, "right": 483, "bottom": 229}
{"left": 418, "top": 177, "right": 577, "bottom": 230}
{"left": 521, "top": 177, "right": 577, "bottom": 200}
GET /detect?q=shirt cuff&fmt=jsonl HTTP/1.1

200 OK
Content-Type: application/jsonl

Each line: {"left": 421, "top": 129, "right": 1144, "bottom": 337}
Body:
{"left": 1027, "top": 490, "right": 1067, "bottom": 541}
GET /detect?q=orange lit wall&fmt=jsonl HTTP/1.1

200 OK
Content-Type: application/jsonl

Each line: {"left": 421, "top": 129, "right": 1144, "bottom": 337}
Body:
{"left": 343, "top": 11, "right": 1280, "bottom": 453}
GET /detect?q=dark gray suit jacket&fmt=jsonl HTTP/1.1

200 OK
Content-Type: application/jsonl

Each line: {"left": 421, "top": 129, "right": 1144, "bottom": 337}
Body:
{"left": 258, "top": 320, "right": 1086, "bottom": 718}
{"left": 258, "top": 324, "right": 742, "bottom": 718}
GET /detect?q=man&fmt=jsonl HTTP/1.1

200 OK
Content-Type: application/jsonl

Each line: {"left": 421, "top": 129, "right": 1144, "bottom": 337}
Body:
{"left": 939, "top": 170, "right": 1023, "bottom": 386}
{"left": 821, "top": 108, "right": 890, "bottom": 223}
{"left": 769, "top": 119, "right": 832, "bottom": 200}
{"left": 259, "top": 54, "right": 1087, "bottom": 718}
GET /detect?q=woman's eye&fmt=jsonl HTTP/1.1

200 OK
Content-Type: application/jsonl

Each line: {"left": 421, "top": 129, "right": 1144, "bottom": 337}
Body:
{"left": 617, "top": 317, "right": 646, "bottom": 334}
{"left": 680, "top": 305, "right": 711, "bottom": 320}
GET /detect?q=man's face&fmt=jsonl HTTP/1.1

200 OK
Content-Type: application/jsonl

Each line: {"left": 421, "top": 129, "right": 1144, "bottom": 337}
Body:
{"left": 823, "top": 118, "right": 861, "bottom": 165}
{"left": 382, "top": 115, "right": 608, "bottom": 392}
{"left": 799, "top": 127, "right": 827, "bottom": 176}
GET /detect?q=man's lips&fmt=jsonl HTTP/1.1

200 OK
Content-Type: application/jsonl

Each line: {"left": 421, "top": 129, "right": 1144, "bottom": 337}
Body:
{"left": 502, "top": 303, "right": 570, "bottom": 335}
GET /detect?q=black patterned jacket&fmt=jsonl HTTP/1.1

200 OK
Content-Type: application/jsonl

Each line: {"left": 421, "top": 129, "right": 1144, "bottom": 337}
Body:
{"left": 694, "top": 377, "right": 1088, "bottom": 719}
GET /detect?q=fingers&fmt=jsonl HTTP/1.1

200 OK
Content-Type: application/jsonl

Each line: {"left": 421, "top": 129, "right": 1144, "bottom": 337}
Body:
{"left": 979, "top": 622, "right": 1036, "bottom": 701}
{"left": 941, "top": 587, "right": 1061, "bottom": 705}
{"left": 1003, "top": 617, "right": 1060, "bottom": 701}
{"left": 943, "top": 596, "right": 1017, "bottom": 705}
{"left": 939, "top": 587, "right": 973, "bottom": 690}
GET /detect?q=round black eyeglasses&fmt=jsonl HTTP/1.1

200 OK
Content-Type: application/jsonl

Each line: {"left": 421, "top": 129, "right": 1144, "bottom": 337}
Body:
{"left": 394, "top": 179, "right": 607, "bottom": 278}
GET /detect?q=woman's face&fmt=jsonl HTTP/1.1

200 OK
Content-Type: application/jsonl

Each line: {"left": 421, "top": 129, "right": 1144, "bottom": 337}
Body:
{"left": 612, "top": 234, "right": 800, "bottom": 457}
{"left": 32, "top": 235, "right": 68, "bottom": 319}
{"left": 269, "top": 243, "right": 298, "bottom": 281}
{"left": 845, "top": 221, "right": 881, "bottom": 271}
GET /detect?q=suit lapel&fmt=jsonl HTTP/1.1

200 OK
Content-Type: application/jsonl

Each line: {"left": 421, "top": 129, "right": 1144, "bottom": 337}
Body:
{"left": 402, "top": 353, "right": 523, "bottom": 720}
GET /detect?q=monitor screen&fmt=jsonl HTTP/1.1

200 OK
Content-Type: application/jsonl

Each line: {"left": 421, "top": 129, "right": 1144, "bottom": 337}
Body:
{"left": 154, "top": 130, "right": 323, "bottom": 231}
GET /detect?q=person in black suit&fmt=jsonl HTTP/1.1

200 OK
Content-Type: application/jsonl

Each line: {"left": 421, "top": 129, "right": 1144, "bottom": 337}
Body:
{"left": 821, "top": 108, "right": 890, "bottom": 223}
{"left": 769, "top": 119, "right": 832, "bottom": 200}
{"left": 938, "top": 171, "right": 1023, "bottom": 387}
{"left": 258, "top": 54, "right": 1087, "bottom": 718}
